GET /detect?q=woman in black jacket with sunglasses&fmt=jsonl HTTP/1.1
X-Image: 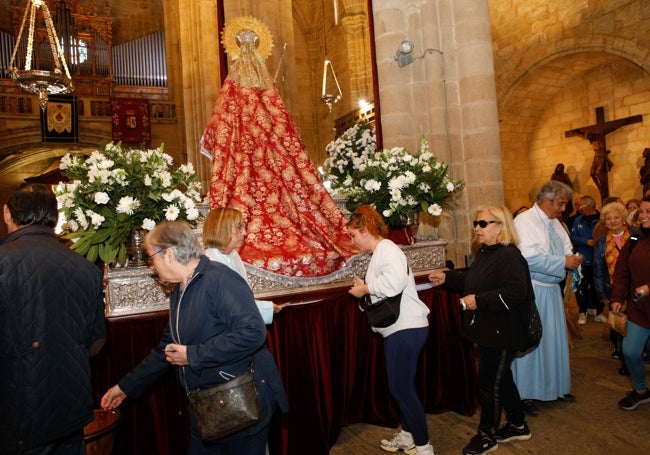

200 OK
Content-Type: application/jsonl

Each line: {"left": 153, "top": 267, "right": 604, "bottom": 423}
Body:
{"left": 429, "top": 205, "right": 534, "bottom": 455}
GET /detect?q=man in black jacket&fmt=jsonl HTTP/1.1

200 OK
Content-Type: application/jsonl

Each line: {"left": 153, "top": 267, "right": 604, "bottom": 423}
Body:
{"left": 0, "top": 183, "right": 106, "bottom": 454}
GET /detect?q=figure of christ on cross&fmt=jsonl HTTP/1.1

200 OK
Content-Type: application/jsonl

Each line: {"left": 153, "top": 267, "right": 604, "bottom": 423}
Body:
{"left": 565, "top": 106, "right": 642, "bottom": 202}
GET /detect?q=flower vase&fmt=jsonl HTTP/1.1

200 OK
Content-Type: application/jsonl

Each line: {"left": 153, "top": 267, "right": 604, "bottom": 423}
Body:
{"left": 128, "top": 229, "right": 147, "bottom": 268}
{"left": 399, "top": 213, "right": 419, "bottom": 237}
{"left": 387, "top": 213, "right": 419, "bottom": 245}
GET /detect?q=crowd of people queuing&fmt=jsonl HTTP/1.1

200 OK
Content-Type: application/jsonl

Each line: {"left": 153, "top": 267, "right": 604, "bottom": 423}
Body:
{"left": 512, "top": 188, "right": 650, "bottom": 418}
{"left": 2, "top": 179, "right": 649, "bottom": 455}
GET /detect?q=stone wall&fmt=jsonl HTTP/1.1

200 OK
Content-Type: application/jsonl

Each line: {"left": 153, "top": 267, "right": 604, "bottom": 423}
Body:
{"left": 529, "top": 61, "right": 650, "bottom": 204}
{"left": 490, "top": 0, "right": 650, "bottom": 210}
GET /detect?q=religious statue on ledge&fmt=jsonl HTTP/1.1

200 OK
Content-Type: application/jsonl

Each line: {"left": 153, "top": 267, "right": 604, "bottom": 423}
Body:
{"left": 640, "top": 148, "right": 650, "bottom": 195}
{"left": 550, "top": 163, "right": 573, "bottom": 188}
{"left": 550, "top": 163, "right": 574, "bottom": 219}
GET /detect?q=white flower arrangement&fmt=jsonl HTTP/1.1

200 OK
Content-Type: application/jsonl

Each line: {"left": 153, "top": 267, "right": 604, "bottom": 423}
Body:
{"left": 56, "top": 142, "right": 202, "bottom": 264}
{"left": 323, "top": 121, "right": 377, "bottom": 191}
{"left": 324, "top": 123, "right": 464, "bottom": 227}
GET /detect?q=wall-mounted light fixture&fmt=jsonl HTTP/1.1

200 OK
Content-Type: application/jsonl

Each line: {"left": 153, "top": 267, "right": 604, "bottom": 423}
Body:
{"left": 394, "top": 40, "right": 415, "bottom": 67}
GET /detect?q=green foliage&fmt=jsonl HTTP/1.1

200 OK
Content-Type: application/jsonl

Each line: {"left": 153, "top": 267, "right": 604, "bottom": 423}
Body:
{"left": 55, "top": 142, "right": 203, "bottom": 264}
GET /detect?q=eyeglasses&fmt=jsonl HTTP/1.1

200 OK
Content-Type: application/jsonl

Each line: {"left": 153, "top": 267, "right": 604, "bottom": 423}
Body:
{"left": 147, "top": 248, "right": 166, "bottom": 263}
{"left": 232, "top": 222, "right": 245, "bottom": 231}
{"left": 473, "top": 220, "right": 497, "bottom": 228}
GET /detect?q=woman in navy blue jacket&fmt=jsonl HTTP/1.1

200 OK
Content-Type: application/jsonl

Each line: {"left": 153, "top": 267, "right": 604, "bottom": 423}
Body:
{"left": 101, "top": 221, "right": 287, "bottom": 454}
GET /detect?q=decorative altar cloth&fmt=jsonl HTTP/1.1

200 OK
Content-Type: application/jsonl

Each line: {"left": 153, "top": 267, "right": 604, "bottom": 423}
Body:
{"left": 91, "top": 280, "right": 477, "bottom": 455}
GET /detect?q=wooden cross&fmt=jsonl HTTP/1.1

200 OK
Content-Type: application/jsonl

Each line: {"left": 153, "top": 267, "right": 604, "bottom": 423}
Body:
{"left": 565, "top": 106, "right": 642, "bottom": 202}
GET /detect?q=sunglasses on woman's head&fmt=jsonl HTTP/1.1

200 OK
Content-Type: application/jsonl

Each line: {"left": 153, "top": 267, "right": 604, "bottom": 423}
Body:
{"left": 473, "top": 220, "right": 496, "bottom": 228}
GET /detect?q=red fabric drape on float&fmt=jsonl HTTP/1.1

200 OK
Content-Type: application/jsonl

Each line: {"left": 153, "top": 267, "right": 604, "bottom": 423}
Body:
{"left": 92, "top": 286, "right": 477, "bottom": 455}
{"left": 200, "top": 37, "right": 357, "bottom": 276}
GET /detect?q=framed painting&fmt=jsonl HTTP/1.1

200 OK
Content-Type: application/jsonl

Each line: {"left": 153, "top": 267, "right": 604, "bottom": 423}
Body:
{"left": 110, "top": 98, "right": 151, "bottom": 144}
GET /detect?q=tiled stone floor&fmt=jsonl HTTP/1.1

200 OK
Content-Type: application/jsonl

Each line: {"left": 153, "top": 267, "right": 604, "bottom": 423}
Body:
{"left": 330, "top": 319, "right": 650, "bottom": 454}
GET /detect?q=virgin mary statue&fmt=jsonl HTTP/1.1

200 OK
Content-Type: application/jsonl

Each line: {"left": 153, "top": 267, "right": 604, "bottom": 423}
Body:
{"left": 200, "top": 16, "right": 357, "bottom": 277}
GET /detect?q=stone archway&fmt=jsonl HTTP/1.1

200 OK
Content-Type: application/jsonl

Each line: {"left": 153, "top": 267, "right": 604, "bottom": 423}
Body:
{"left": 0, "top": 145, "right": 95, "bottom": 236}
{"left": 498, "top": 46, "right": 650, "bottom": 209}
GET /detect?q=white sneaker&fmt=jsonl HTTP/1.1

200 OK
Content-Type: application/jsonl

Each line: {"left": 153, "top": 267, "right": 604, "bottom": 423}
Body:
{"left": 380, "top": 431, "right": 415, "bottom": 453}
{"left": 416, "top": 443, "right": 436, "bottom": 455}
{"left": 578, "top": 313, "right": 587, "bottom": 325}
{"left": 594, "top": 314, "right": 607, "bottom": 323}
{"left": 586, "top": 308, "right": 597, "bottom": 317}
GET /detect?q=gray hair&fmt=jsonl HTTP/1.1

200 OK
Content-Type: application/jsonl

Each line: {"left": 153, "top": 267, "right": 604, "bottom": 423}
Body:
{"left": 145, "top": 221, "right": 203, "bottom": 264}
{"left": 536, "top": 180, "right": 573, "bottom": 204}
{"left": 580, "top": 195, "right": 596, "bottom": 208}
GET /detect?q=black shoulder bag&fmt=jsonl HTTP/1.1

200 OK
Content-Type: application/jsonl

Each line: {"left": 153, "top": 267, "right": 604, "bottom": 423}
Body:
{"left": 358, "top": 293, "right": 403, "bottom": 328}
{"left": 519, "top": 298, "right": 542, "bottom": 352}
{"left": 516, "top": 278, "right": 542, "bottom": 356}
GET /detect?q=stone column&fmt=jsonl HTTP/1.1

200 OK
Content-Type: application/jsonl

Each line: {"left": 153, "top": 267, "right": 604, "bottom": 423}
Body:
{"left": 371, "top": 0, "right": 503, "bottom": 266}
{"left": 162, "top": 0, "right": 223, "bottom": 194}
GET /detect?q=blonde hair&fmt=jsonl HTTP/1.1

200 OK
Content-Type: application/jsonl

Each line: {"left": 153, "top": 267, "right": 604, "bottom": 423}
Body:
{"left": 474, "top": 204, "right": 519, "bottom": 246}
{"left": 202, "top": 207, "right": 243, "bottom": 250}
{"left": 600, "top": 202, "right": 627, "bottom": 221}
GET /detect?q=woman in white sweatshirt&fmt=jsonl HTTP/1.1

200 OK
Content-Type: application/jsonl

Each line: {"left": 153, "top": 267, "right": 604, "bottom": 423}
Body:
{"left": 346, "top": 205, "right": 434, "bottom": 455}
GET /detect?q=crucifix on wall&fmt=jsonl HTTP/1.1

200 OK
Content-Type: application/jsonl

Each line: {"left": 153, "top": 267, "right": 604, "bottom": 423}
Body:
{"left": 565, "top": 106, "right": 642, "bottom": 202}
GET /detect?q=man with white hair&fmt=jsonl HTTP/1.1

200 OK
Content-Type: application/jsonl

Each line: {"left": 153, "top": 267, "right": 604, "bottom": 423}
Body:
{"left": 509, "top": 181, "right": 583, "bottom": 418}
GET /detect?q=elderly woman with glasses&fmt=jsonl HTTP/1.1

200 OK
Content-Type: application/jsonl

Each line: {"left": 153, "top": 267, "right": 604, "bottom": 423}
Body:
{"left": 610, "top": 196, "right": 650, "bottom": 411}
{"left": 101, "top": 221, "right": 287, "bottom": 454}
{"left": 429, "top": 205, "right": 534, "bottom": 455}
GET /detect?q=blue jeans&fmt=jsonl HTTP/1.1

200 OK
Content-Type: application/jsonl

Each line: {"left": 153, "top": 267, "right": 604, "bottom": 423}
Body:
{"left": 384, "top": 327, "right": 429, "bottom": 446}
{"left": 622, "top": 320, "right": 650, "bottom": 392}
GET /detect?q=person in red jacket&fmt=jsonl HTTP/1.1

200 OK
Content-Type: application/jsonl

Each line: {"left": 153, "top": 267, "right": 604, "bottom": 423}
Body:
{"left": 610, "top": 195, "right": 650, "bottom": 411}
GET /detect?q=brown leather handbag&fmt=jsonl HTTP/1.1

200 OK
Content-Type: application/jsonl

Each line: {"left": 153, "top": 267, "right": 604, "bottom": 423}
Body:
{"left": 608, "top": 311, "right": 628, "bottom": 336}
{"left": 186, "top": 360, "right": 260, "bottom": 441}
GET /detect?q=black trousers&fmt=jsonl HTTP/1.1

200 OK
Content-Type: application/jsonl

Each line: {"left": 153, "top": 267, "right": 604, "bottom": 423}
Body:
{"left": 575, "top": 265, "right": 601, "bottom": 314}
{"left": 477, "top": 345, "right": 526, "bottom": 435}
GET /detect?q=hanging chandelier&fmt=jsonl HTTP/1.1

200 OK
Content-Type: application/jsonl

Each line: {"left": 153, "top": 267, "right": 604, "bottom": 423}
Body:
{"left": 320, "top": 58, "right": 342, "bottom": 112}
{"left": 319, "top": 0, "right": 342, "bottom": 112}
{"left": 7, "top": 0, "right": 74, "bottom": 110}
